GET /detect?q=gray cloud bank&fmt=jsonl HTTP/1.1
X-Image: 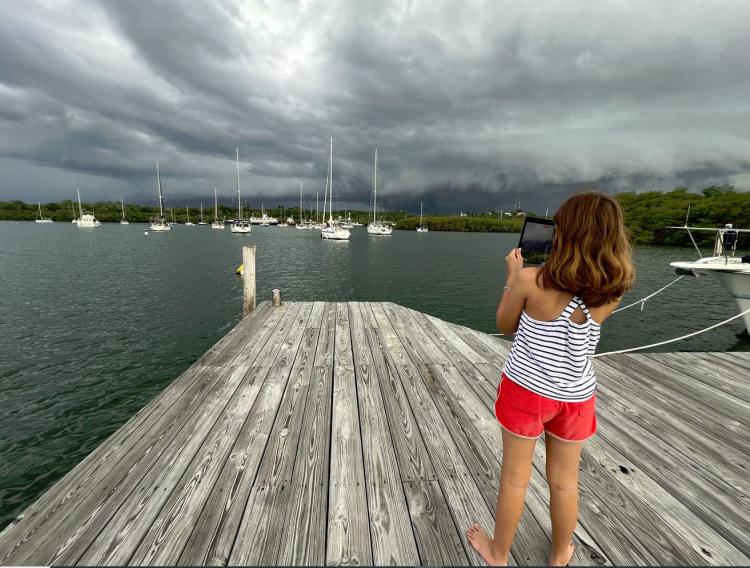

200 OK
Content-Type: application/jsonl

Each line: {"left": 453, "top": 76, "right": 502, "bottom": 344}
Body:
{"left": 1, "top": 0, "right": 749, "bottom": 213}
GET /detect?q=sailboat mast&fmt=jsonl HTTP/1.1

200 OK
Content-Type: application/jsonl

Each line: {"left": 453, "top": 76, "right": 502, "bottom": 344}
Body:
{"left": 77, "top": 188, "right": 82, "bottom": 218}
{"left": 38, "top": 202, "right": 42, "bottom": 219}
{"left": 235, "top": 148, "right": 242, "bottom": 220}
{"left": 186, "top": 206, "right": 190, "bottom": 223}
{"left": 323, "top": 153, "right": 330, "bottom": 224}
{"left": 214, "top": 187, "right": 218, "bottom": 221}
{"left": 156, "top": 162, "right": 164, "bottom": 217}
{"left": 299, "top": 182, "right": 303, "bottom": 224}
{"left": 121, "top": 198, "right": 125, "bottom": 220}
{"left": 373, "top": 148, "right": 378, "bottom": 223}
{"left": 328, "top": 137, "right": 333, "bottom": 222}
{"left": 316, "top": 192, "right": 319, "bottom": 223}
{"left": 200, "top": 203, "right": 204, "bottom": 222}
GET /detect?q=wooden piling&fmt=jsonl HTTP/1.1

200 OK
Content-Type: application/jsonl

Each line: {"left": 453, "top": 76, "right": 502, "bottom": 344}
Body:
{"left": 272, "top": 288, "right": 282, "bottom": 307}
{"left": 242, "top": 245, "right": 256, "bottom": 317}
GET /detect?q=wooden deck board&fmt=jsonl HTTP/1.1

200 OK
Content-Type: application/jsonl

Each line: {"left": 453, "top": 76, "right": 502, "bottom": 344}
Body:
{"left": 1, "top": 301, "right": 748, "bottom": 566}
{"left": 0, "top": 305, "right": 276, "bottom": 563}
{"left": 348, "top": 303, "right": 420, "bottom": 565}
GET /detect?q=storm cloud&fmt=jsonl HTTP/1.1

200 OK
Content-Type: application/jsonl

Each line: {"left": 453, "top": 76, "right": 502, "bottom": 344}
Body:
{"left": 1, "top": 0, "right": 749, "bottom": 213}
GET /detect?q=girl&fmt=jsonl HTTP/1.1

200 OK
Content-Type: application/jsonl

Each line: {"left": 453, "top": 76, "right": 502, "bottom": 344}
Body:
{"left": 467, "top": 192, "right": 635, "bottom": 566}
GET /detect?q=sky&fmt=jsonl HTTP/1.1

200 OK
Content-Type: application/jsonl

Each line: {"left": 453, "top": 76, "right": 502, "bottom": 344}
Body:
{"left": 1, "top": 0, "right": 749, "bottom": 214}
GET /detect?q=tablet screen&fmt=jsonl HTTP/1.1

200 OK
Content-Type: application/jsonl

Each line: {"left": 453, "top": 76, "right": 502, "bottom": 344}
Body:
{"left": 519, "top": 217, "right": 554, "bottom": 265}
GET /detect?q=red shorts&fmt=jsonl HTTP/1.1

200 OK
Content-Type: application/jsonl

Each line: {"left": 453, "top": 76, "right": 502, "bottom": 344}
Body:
{"left": 495, "top": 373, "right": 596, "bottom": 442}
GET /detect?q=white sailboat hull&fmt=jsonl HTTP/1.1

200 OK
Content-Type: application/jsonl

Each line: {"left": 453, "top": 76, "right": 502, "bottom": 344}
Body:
{"left": 120, "top": 221, "right": 130, "bottom": 225}
{"left": 211, "top": 222, "right": 225, "bottom": 229}
{"left": 35, "top": 219, "right": 53, "bottom": 223}
{"left": 367, "top": 223, "right": 392, "bottom": 235}
{"left": 231, "top": 221, "right": 251, "bottom": 233}
{"left": 321, "top": 226, "right": 351, "bottom": 240}
{"left": 416, "top": 227, "right": 428, "bottom": 232}
{"left": 149, "top": 220, "right": 171, "bottom": 231}
{"left": 76, "top": 214, "right": 101, "bottom": 228}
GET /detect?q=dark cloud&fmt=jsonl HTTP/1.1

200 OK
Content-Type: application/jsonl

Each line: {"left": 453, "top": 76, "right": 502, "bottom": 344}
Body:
{"left": 1, "top": 0, "right": 749, "bottom": 213}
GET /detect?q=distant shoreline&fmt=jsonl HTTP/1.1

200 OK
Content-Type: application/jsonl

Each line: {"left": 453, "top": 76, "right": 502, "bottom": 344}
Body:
{"left": 2, "top": 186, "right": 749, "bottom": 246}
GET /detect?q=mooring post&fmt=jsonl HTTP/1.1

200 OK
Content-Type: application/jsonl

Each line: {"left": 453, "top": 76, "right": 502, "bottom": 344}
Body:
{"left": 272, "top": 288, "right": 282, "bottom": 307}
{"left": 243, "top": 245, "right": 256, "bottom": 317}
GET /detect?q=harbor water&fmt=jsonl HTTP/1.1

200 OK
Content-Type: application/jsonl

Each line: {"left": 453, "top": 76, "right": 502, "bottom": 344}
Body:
{"left": 0, "top": 221, "right": 748, "bottom": 528}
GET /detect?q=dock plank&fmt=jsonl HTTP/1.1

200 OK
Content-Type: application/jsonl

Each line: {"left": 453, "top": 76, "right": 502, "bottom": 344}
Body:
{"left": 131, "top": 302, "right": 316, "bottom": 566}
{"left": 2, "top": 301, "right": 748, "bottom": 567}
{"left": 326, "top": 303, "right": 372, "bottom": 566}
{"left": 348, "top": 303, "right": 420, "bottom": 565}
{"left": 0, "top": 305, "right": 284, "bottom": 566}
{"left": 277, "top": 303, "right": 337, "bottom": 566}
{"left": 226, "top": 304, "right": 321, "bottom": 566}
{"left": 69, "top": 304, "right": 304, "bottom": 566}
{"left": 360, "top": 303, "right": 435, "bottom": 482}
{"left": 370, "top": 303, "right": 495, "bottom": 566}
{"left": 0, "top": 305, "right": 274, "bottom": 557}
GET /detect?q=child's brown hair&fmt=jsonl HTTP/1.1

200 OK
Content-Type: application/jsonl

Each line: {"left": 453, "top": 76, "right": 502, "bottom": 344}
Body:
{"left": 536, "top": 191, "right": 635, "bottom": 307}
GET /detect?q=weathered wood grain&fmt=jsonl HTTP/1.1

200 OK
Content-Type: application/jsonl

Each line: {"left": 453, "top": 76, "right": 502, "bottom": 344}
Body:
{"left": 2, "top": 301, "right": 749, "bottom": 567}
{"left": 370, "top": 303, "right": 495, "bottom": 566}
{"left": 68, "top": 304, "right": 305, "bottom": 566}
{"left": 360, "top": 303, "right": 435, "bottom": 482}
{"left": 403, "top": 480, "right": 469, "bottom": 566}
{"left": 348, "top": 302, "right": 420, "bottom": 565}
{"left": 0, "top": 304, "right": 273, "bottom": 556}
{"left": 592, "top": 383, "right": 750, "bottom": 555}
{"left": 226, "top": 303, "right": 323, "bottom": 565}
{"left": 132, "top": 303, "right": 316, "bottom": 566}
{"left": 326, "top": 303, "right": 372, "bottom": 566}
{"left": 595, "top": 357, "right": 750, "bottom": 461}
{"left": 277, "top": 302, "right": 337, "bottom": 566}
{"left": 0, "top": 306, "right": 285, "bottom": 566}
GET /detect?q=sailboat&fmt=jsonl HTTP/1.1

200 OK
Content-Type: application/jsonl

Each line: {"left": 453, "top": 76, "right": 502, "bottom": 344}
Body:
{"left": 211, "top": 187, "right": 225, "bottom": 229}
{"left": 231, "top": 148, "right": 251, "bottom": 234}
{"left": 295, "top": 182, "right": 308, "bottom": 229}
{"left": 149, "top": 163, "right": 171, "bottom": 232}
{"left": 75, "top": 188, "right": 101, "bottom": 228}
{"left": 198, "top": 203, "right": 208, "bottom": 225}
{"left": 416, "top": 202, "right": 428, "bottom": 232}
{"left": 120, "top": 198, "right": 129, "bottom": 225}
{"left": 367, "top": 148, "right": 392, "bottom": 235}
{"left": 70, "top": 200, "right": 78, "bottom": 223}
{"left": 321, "top": 137, "right": 350, "bottom": 240}
{"left": 185, "top": 206, "right": 195, "bottom": 226}
{"left": 36, "top": 202, "right": 53, "bottom": 223}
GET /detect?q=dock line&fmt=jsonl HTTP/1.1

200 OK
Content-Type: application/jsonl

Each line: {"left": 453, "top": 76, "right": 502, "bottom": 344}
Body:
{"left": 592, "top": 305, "right": 750, "bottom": 357}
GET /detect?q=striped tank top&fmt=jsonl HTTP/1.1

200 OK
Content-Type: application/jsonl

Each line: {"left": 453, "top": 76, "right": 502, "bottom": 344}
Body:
{"left": 502, "top": 296, "right": 600, "bottom": 402}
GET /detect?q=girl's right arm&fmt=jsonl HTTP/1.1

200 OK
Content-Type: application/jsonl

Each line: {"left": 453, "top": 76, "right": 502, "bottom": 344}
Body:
{"left": 495, "top": 248, "right": 528, "bottom": 335}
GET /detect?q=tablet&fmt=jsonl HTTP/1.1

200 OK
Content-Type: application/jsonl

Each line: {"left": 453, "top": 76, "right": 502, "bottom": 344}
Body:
{"left": 518, "top": 217, "right": 555, "bottom": 265}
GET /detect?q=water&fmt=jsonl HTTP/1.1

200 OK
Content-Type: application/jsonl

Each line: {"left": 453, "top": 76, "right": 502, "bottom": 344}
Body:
{"left": 0, "top": 221, "right": 748, "bottom": 528}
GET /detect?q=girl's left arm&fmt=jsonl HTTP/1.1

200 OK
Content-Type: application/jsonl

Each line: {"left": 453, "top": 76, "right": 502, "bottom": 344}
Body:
{"left": 495, "top": 248, "right": 529, "bottom": 335}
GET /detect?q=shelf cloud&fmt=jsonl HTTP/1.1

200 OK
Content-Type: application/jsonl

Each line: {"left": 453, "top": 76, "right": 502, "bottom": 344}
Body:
{"left": 1, "top": 0, "right": 749, "bottom": 213}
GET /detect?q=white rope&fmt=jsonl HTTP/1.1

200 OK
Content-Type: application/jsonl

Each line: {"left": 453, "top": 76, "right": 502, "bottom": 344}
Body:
{"left": 591, "top": 306, "right": 750, "bottom": 358}
{"left": 611, "top": 274, "right": 686, "bottom": 313}
{"left": 487, "top": 274, "right": 688, "bottom": 336}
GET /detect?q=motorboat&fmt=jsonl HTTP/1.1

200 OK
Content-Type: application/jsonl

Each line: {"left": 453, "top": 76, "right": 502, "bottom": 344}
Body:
{"left": 669, "top": 222, "right": 750, "bottom": 334}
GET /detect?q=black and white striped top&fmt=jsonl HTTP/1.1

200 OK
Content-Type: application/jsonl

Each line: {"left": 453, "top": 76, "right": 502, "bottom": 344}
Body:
{"left": 503, "top": 296, "right": 600, "bottom": 402}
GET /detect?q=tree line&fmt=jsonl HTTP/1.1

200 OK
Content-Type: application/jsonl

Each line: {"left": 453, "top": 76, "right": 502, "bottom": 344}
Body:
{"left": 2, "top": 185, "right": 748, "bottom": 246}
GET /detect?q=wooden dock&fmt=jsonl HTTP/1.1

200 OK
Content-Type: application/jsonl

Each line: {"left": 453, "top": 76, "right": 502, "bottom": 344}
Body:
{"left": 0, "top": 301, "right": 748, "bottom": 565}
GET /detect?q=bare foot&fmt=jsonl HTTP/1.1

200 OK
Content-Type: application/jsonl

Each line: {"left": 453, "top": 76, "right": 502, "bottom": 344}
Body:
{"left": 466, "top": 523, "right": 507, "bottom": 566}
{"left": 549, "top": 542, "right": 575, "bottom": 566}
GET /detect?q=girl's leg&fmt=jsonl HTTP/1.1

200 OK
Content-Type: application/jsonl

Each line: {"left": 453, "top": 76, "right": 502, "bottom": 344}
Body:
{"left": 467, "top": 428, "right": 537, "bottom": 566}
{"left": 545, "top": 434, "right": 583, "bottom": 566}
